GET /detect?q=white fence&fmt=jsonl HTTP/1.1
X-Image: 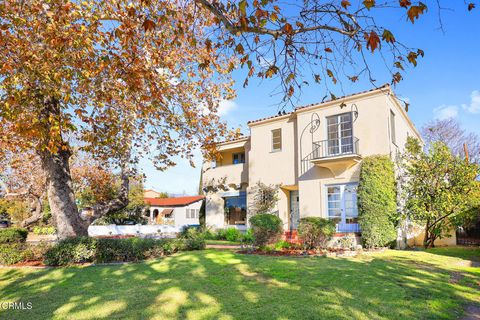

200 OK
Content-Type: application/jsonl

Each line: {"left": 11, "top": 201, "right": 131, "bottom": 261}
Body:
{"left": 88, "top": 224, "right": 182, "bottom": 237}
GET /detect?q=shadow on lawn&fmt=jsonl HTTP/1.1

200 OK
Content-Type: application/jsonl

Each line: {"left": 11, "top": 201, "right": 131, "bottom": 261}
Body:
{"left": 0, "top": 249, "right": 479, "bottom": 320}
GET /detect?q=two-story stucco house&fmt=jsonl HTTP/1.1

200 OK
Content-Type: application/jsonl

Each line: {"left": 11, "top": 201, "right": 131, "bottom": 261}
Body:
{"left": 201, "top": 84, "right": 421, "bottom": 240}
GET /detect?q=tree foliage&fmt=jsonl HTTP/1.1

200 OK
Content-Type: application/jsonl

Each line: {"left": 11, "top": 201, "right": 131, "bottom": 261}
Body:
{"left": 358, "top": 155, "right": 397, "bottom": 248}
{"left": 402, "top": 138, "right": 479, "bottom": 248}
{"left": 196, "top": 0, "right": 475, "bottom": 102}
{"left": 421, "top": 118, "right": 480, "bottom": 164}
{"left": 0, "top": 0, "right": 235, "bottom": 238}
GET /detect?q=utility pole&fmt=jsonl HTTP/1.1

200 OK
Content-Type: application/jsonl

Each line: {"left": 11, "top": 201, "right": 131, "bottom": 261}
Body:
{"left": 464, "top": 143, "right": 469, "bottom": 163}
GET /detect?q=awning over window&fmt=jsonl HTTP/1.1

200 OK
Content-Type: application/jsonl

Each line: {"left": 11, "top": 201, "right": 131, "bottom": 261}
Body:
{"left": 161, "top": 209, "right": 174, "bottom": 216}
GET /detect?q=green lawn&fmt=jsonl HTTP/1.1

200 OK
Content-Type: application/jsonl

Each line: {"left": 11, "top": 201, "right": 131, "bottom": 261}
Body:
{"left": 205, "top": 239, "right": 242, "bottom": 245}
{"left": 0, "top": 248, "right": 479, "bottom": 320}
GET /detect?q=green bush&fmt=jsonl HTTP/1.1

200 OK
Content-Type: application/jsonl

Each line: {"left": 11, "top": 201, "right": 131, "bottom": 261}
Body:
{"left": 180, "top": 228, "right": 206, "bottom": 251}
{"left": 298, "top": 217, "right": 336, "bottom": 249}
{"left": 0, "top": 228, "right": 28, "bottom": 244}
{"left": 33, "top": 226, "right": 56, "bottom": 235}
{"left": 274, "top": 240, "right": 291, "bottom": 250}
{"left": 225, "top": 228, "right": 241, "bottom": 242}
{"left": 44, "top": 237, "right": 180, "bottom": 266}
{"left": 358, "top": 156, "right": 397, "bottom": 248}
{"left": 199, "top": 226, "right": 216, "bottom": 240}
{"left": 0, "top": 244, "right": 25, "bottom": 265}
{"left": 214, "top": 228, "right": 227, "bottom": 240}
{"left": 240, "top": 229, "right": 254, "bottom": 243}
{"left": 43, "top": 237, "right": 97, "bottom": 265}
{"left": 249, "top": 214, "right": 283, "bottom": 247}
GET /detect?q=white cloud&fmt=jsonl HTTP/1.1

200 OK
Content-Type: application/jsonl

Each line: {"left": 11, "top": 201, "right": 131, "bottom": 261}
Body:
{"left": 462, "top": 90, "right": 480, "bottom": 114}
{"left": 433, "top": 105, "right": 459, "bottom": 120}
{"left": 218, "top": 99, "right": 238, "bottom": 116}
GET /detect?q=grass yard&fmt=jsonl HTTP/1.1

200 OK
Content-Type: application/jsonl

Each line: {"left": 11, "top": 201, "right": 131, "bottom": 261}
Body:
{"left": 205, "top": 240, "right": 242, "bottom": 245}
{"left": 0, "top": 247, "right": 478, "bottom": 320}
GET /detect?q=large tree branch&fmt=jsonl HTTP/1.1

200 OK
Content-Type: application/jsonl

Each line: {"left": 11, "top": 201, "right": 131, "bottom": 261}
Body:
{"left": 86, "top": 158, "right": 131, "bottom": 223}
{"left": 20, "top": 195, "right": 44, "bottom": 227}
{"left": 195, "top": 0, "right": 359, "bottom": 37}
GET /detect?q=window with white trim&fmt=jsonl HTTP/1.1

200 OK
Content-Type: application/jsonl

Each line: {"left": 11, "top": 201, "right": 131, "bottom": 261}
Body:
{"left": 271, "top": 129, "right": 282, "bottom": 152}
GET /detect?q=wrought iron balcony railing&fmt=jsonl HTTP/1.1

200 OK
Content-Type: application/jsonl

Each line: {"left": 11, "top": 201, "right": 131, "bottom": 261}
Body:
{"left": 301, "top": 137, "right": 359, "bottom": 174}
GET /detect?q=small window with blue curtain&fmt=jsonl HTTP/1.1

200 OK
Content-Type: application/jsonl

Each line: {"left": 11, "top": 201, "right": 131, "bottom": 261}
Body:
{"left": 232, "top": 152, "right": 245, "bottom": 164}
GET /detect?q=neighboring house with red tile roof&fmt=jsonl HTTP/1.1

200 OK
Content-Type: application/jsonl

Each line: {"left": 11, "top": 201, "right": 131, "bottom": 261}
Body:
{"left": 144, "top": 196, "right": 204, "bottom": 227}
{"left": 201, "top": 85, "right": 436, "bottom": 245}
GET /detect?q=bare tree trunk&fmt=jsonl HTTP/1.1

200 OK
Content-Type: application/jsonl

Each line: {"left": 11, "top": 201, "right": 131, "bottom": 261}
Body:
{"left": 39, "top": 148, "right": 87, "bottom": 239}
{"left": 423, "top": 220, "right": 430, "bottom": 249}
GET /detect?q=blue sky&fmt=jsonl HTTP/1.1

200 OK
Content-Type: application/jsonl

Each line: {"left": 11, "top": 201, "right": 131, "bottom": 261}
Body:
{"left": 141, "top": 3, "right": 480, "bottom": 195}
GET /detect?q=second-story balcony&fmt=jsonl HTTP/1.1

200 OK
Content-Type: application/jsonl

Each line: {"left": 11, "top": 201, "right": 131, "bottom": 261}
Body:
{"left": 301, "top": 137, "right": 361, "bottom": 176}
{"left": 203, "top": 162, "right": 248, "bottom": 191}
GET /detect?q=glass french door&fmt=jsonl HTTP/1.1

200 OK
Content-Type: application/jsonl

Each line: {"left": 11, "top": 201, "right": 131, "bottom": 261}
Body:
{"left": 326, "top": 113, "right": 353, "bottom": 156}
{"left": 327, "top": 183, "right": 359, "bottom": 232}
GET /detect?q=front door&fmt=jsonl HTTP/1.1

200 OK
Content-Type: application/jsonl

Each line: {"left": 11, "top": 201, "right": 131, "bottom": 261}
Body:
{"left": 326, "top": 183, "right": 359, "bottom": 232}
{"left": 290, "top": 190, "right": 300, "bottom": 230}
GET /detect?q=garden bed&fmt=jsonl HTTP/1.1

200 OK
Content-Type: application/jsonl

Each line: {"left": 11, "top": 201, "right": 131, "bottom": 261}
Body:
{"left": 238, "top": 247, "right": 364, "bottom": 257}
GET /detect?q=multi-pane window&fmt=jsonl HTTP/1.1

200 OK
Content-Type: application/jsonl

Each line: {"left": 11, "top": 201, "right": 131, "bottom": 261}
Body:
{"left": 390, "top": 110, "right": 396, "bottom": 144}
{"left": 186, "top": 209, "right": 199, "bottom": 219}
{"left": 327, "top": 186, "right": 342, "bottom": 223}
{"left": 271, "top": 129, "right": 282, "bottom": 151}
{"left": 344, "top": 184, "right": 358, "bottom": 224}
{"left": 232, "top": 152, "right": 245, "bottom": 164}
{"left": 327, "top": 183, "right": 359, "bottom": 232}
{"left": 326, "top": 113, "right": 353, "bottom": 156}
{"left": 224, "top": 193, "right": 247, "bottom": 225}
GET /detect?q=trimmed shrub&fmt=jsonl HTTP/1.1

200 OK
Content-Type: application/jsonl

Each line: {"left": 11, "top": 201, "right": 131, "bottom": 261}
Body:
{"left": 43, "top": 237, "right": 181, "bottom": 266}
{"left": 0, "top": 228, "right": 28, "bottom": 244}
{"left": 249, "top": 214, "right": 283, "bottom": 247}
{"left": 358, "top": 156, "right": 397, "bottom": 248}
{"left": 180, "top": 228, "right": 206, "bottom": 251}
{"left": 225, "top": 228, "right": 241, "bottom": 242}
{"left": 32, "top": 226, "right": 56, "bottom": 235}
{"left": 274, "top": 240, "right": 291, "bottom": 250}
{"left": 298, "top": 217, "right": 336, "bottom": 249}
{"left": 0, "top": 244, "right": 25, "bottom": 265}
{"left": 43, "top": 237, "right": 97, "bottom": 266}
{"left": 240, "top": 229, "right": 254, "bottom": 243}
{"left": 214, "top": 228, "right": 227, "bottom": 240}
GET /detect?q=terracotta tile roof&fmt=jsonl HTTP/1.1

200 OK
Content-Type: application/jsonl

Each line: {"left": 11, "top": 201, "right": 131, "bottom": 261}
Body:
{"left": 247, "top": 84, "right": 391, "bottom": 125}
{"left": 216, "top": 135, "right": 250, "bottom": 145}
{"left": 295, "top": 83, "right": 391, "bottom": 111}
{"left": 144, "top": 196, "right": 204, "bottom": 207}
{"left": 247, "top": 111, "right": 294, "bottom": 125}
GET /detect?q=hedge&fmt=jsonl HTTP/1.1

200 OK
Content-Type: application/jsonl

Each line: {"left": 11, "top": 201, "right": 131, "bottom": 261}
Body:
{"left": 43, "top": 237, "right": 184, "bottom": 266}
{"left": 358, "top": 155, "right": 397, "bottom": 248}
{"left": 0, "top": 228, "right": 28, "bottom": 244}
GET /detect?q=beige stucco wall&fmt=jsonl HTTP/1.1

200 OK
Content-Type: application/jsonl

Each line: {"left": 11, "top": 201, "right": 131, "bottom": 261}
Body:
{"left": 248, "top": 115, "right": 298, "bottom": 186}
{"left": 202, "top": 87, "right": 423, "bottom": 232}
{"left": 406, "top": 224, "right": 457, "bottom": 247}
{"left": 144, "top": 190, "right": 161, "bottom": 198}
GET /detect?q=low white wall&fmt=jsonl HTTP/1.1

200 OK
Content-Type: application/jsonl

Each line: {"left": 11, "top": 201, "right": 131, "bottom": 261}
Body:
{"left": 88, "top": 224, "right": 181, "bottom": 237}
